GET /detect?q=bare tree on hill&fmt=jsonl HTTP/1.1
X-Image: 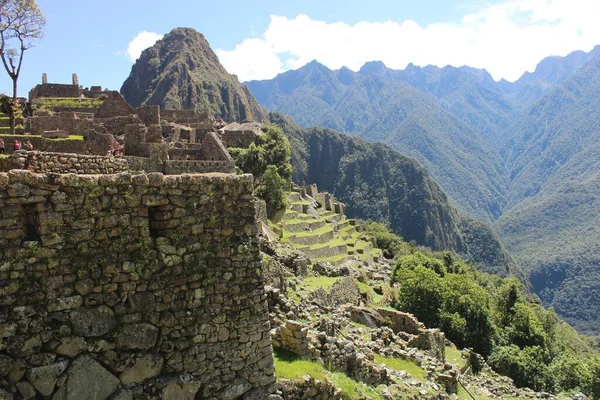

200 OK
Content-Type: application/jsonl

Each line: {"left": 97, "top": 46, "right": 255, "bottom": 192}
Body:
{"left": 0, "top": 0, "right": 45, "bottom": 133}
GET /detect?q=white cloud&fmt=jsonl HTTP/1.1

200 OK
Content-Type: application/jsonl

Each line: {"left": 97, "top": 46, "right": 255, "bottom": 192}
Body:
{"left": 127, "top": 31, "right": 163, "bottom": 61}
{"left": 216, "top": 0, "right": 600, "bottom": 82}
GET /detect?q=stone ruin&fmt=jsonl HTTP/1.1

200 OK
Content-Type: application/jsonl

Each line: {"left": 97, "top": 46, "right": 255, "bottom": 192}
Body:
{"left": 4, "top": 76, "right": 267, "bottom": 177}
{"left": 0, "top": 169, "right": 279, "bottom": 399}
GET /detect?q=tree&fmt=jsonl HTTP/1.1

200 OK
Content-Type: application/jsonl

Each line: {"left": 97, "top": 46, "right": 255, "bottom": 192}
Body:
{"left": 255, "top": 165, "right": 287, "bottom": 215}
{"left": 0, "top": 0, "right": 45, "bottom": 133}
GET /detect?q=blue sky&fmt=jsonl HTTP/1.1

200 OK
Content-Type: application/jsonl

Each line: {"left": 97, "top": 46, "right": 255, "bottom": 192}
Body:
{"left": 1, "top": 0, "right": 598, "bottom": 97}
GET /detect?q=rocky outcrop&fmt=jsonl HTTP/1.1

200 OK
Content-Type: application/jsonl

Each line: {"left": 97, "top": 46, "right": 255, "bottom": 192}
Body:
{"left": 120, "top": 27, "right": 267, "bottom": 123}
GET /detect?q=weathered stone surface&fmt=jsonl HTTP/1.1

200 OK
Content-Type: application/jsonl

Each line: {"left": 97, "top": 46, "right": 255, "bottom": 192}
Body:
{"left": 28, "top": 361, "right": 69, "bottom": 396}
{"left": 119, "top": 354, "right": 164, "bottom": 384}
{"left": 0, "top": 388, "right": 13, "bottom": 400}
{"left": 161, "top": 380, "right": 202, "bottom": 400}
{"left": 56, "top": 337, "right": 87, "bottom": 358}
{"left": 117, "top": 323, "right": 158, "bottom": 350}
{"left": 218, "top": 377, "right": 252, "bottom": 400}
{"left": 70, "top": 306, "right": 117, "bottom": 337}
{"left": 16, "top": 381, "right": 36, "bottom": 399}
{"left": 349, "top": 306, "right": 387, "bottom": 329}
{"left": 66, "top": 355, "right": 119, "bottom": 400}
{"left": 0, "top": 171, "right": 274, "bottom": 399}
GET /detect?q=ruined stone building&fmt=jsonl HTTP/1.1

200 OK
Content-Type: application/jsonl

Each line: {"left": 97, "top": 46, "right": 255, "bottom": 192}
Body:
{"left": 2, "top": 75, "right": 266, "bottom": 176}
{"left": 0, "top": 76, "right": 278, "bottom": 399}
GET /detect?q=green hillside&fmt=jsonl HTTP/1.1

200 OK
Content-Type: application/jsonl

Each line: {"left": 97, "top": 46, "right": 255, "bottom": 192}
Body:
{"left": 271, "top": 113, "right": 519, "bottom": 278}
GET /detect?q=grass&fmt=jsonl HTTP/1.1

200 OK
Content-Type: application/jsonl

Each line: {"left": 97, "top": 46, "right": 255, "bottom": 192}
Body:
{"left": 274, "top": 348, "right": 326, "bottom": 381}
{"left": 275, "top": 348, "right": 388, "bottom": 400}
{"left": 52, "top": 135, "right": 84, "bottom": 141}
{"left": 308, "top": 238, "right": 347, "bottom": 250}
{"left": 299, "top": 276, "right": 341, "bottom": 292}
{"left": 0, "top": 134, "right": 84, "bottom": 141}
{"left": 357, "top": 281, "right": 384, "bottom": 305}
{"left": 290, "top": 225, "right": 332, "bottom": 238}
{"left": 34, "top": 97, "right": 104, "bottom": 108}
{"left": 446, "top": 345, "right": 466, "bottom": 369}
{"left": 328, "top": 371, "right": 385, "bottom": 400}
{"left": 374, "top": 355, "right": 427, "bottom": 381}
{"left": 0, "top": 154, "right": 8, "bottom": 159}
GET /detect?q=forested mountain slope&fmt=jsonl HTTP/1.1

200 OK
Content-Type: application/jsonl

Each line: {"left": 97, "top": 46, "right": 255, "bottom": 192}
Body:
{"left": 250, "top": 63, "right": 509, "bottom": 222}
{"left": 270, "top": 112, "right": 519, "bottom": 278}
{"left": 497, "top": 55, "right": 600, "bottom": 334}
{"left": 498, "top": 45, "right": 600, "bottom": 111}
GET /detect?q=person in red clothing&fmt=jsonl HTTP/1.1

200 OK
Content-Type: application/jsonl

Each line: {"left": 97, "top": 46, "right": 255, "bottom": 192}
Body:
{"left": 13, "top": 139, "right": 21, "bottom": 151}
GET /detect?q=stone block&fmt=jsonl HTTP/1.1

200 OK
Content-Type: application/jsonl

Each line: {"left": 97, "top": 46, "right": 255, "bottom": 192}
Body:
{"left": 119, "top": 354, "right": 164, "bottom": 384}
{"left": 117, "top": 323, "right": 158, "bottom": 350}
{"left": 66, "top": 355, "right": 119, "bottom": 400}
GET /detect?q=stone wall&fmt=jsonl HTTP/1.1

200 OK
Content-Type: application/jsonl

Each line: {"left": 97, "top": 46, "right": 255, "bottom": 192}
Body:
{"left": 29, "top": 114, "right": 95, "bottom": 136}
{"left": 374, "top": 308, "right": 425, "bottom": 336}
{"left": 163, "top": 160, "right": 235, "bottom": 175}
{"left": 221, "top": 131, "right": 259, "bottom": 149}
{"left": 0, "top": 170, "right": 276, "bottom": 399}
{"left": 0, "top": 131, "right": 114, "bottom": 157}
{"left": 94, "top": 92, "right": 135, "bottom": 119}
{"left": 29, "top": 84, "right": 80, "bottom": 101}
{"left": 3, "top": 151, "right": 129, "bottom": 174}
{"left": 135, "top": 106, "right": 160, "bottom": 126}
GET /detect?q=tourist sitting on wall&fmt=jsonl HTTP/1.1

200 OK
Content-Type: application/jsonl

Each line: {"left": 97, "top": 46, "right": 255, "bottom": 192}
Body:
{"left": 106, "top": 148, "right": 112, "bottom": 157}
{"left": 24, "top": 140, "right": 33, "bottom": 151}
{"left": 0, "top": 138, "right": 5, "bottom": 154}
{"left": 13, "top": 140, "right": 21, "bottom": 151}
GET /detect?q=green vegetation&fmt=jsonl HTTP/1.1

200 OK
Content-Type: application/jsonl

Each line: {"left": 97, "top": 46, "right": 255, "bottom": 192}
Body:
{"left": 373, "top": 355, "right": 427, "bottom": 381}
{"left": 250, "top": 62, "right": 509, "bottom": 223}
{"left": 274, "top": 349, "right": 385, "bottom": 399}
{"left": 33, "top": 97, "right": 104, "bottom": 108}
{"left": 328, "top": 372, "right": 384, "bottom": 400}
{"left": 273, "top": 348, "right": 326, "bottom": 381}
{"left": 229, "top": 125, "right": 292, "bottom": 215}
{"left": 389, "top": 244, "right": 599, "bottom": 395}
{"left": 446, "top": 345, "right": 466, "bottom": 369}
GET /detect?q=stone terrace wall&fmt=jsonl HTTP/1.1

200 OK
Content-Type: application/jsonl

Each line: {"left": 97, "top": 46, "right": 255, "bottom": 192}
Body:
{"left": 3, "top": 151, "right": 129, "bottom": 174}
{"left": 29, "top": 84, "right": 81, "bottom": 101}
{"left": 0, "top": 171, "right": 276, "bottom": 399}
{"left": 0, "top": 131, "right": 114, "bottom": 157}
{"left": 163, "top": 160, "right": 236, "bottom": 175}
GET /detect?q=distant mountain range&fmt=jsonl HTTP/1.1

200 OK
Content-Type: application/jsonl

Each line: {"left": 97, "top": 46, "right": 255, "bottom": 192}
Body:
{"left": 246, "top": 46, "right": 600, "bottom": 335}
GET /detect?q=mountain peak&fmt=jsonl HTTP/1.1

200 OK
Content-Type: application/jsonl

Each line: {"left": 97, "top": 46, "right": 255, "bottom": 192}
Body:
{"left": 358, "top": 60, "right": 388, "bottom": 75}
{"left": 120, "top": 27, "right": 266, "bottom": 122}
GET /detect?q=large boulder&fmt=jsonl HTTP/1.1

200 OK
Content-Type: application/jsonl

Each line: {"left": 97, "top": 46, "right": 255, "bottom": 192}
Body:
{"left": 66, "top": 355, "right": 119, "bottom": 400}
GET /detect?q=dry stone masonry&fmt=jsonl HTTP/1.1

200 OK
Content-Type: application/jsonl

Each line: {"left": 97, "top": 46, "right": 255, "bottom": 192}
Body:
{"left": 0, "top": 170, "right": 277, "bottom": 399}
{"left": 3, "top": 151, "right": 129, "bottom": 174}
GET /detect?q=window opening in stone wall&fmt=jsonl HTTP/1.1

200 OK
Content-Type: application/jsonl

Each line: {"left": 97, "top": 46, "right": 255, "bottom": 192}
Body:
{"left": 22, "top": 204, "right": 41, "bottom": 241}
{"left": 148, "top": 206, "right": 161, "bottom": 238}
{"left": 148, "top": 206, "right": 170, "bottom": 238}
